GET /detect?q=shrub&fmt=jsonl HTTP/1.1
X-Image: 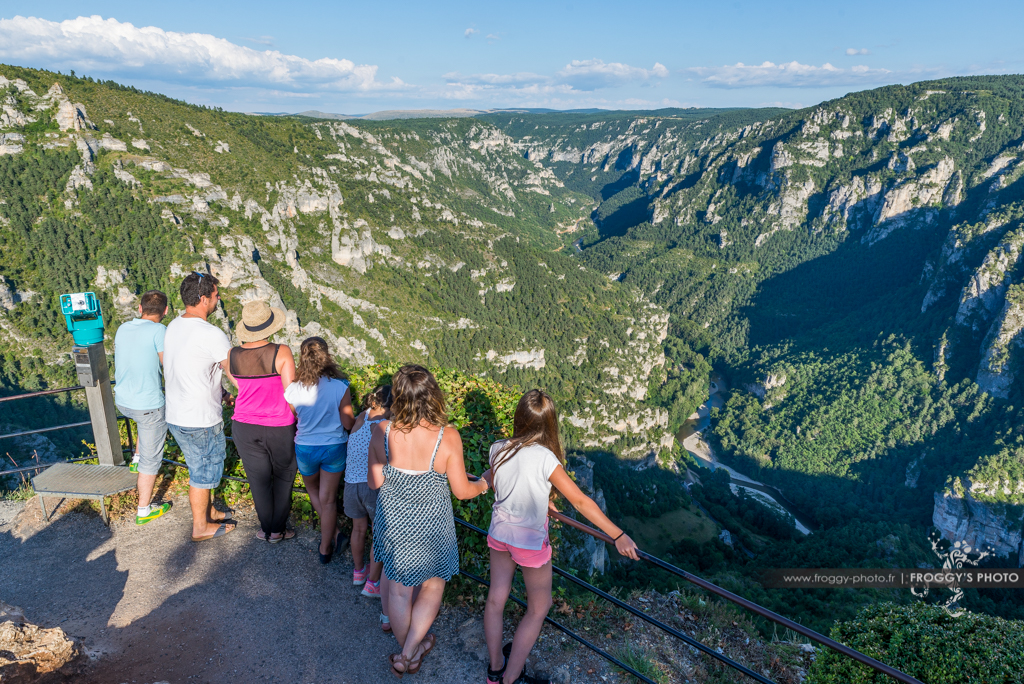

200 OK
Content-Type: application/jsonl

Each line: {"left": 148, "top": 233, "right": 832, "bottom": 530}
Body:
{"left": 807, "top": 602, "right": 1024, "bottom": 683}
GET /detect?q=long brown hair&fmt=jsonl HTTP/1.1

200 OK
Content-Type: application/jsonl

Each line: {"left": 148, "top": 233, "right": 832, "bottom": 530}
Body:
{"left": 491, "top": 389, "right": 565, "bottom": 497}
{"left": 295, "top": 336, "right": 346, "bottom": 387}
{"left": 390, "top": 365, "right": 446, "bottom": 431}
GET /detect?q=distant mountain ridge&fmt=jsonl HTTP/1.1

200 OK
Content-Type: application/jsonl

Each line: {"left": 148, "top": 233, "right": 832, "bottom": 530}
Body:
{"left": 260, "top": 107, "right": 735, "bottom": 121}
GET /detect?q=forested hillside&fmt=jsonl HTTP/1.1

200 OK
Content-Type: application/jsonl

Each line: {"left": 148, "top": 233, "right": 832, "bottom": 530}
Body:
{"left": 0, "top": 64, "right": 678, "bottom": 464}
{"left": 6, "top": 64, "right": 1024, "bottom": 632}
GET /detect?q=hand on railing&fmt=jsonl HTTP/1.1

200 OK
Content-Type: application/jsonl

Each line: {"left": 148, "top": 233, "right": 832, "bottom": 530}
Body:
{"left": 614, "top": 533, "right": 640, "bottom": 561}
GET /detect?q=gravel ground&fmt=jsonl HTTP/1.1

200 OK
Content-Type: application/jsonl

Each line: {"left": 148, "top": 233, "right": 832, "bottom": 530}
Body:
{"left": 0, "top": 494, "right": 492, "bottom": 684}
{"left": 1, "top": 491, "right": 644, "bottom": 684}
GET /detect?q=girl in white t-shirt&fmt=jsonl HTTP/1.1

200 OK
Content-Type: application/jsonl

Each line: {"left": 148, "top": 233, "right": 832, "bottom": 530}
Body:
{"left": 481, "top": 390, "right": 639, "bottom": 684}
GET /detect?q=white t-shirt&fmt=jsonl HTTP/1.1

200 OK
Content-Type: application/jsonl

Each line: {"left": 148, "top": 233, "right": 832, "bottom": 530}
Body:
{"left": 284, "top": 377, "right": 350, "bottom": 446}
{"left": 488, "top": 440, "right": 562, "bottom": 550}
{"left": 163, "top": 316, "right": 232, "bottom": 428}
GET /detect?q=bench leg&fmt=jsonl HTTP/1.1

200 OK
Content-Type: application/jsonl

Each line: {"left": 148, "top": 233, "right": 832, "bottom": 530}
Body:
{"left": 100, "top": 497, "right": 108, "bottom": 526}
{"left": 39, "top": 495, "right": 48, "bottom": 522}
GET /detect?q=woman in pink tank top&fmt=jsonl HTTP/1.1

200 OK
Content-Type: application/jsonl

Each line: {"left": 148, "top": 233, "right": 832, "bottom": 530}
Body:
{"left": 230, "top": 301, "right": 297, "bottom": 542}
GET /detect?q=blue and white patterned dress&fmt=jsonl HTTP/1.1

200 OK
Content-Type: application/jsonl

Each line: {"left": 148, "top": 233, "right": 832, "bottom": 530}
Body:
{"left": 372, "top": 423, "right": 460, "bottom": 586}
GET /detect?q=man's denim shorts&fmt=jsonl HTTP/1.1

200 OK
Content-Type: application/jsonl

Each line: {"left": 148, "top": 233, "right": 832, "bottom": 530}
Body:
{"left": 294, "top": 442, "right": 347, "bottom": 477}
{"left": 117, "top": 404, "right": 167, "bottom": 476}
{"left": 168, "top": 422, "right": 226, "bottom": 489}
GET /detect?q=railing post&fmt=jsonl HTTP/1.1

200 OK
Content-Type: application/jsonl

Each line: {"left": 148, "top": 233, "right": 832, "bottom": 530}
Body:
{"left": 72, "top": 344, "right": 123, "bottom": 466}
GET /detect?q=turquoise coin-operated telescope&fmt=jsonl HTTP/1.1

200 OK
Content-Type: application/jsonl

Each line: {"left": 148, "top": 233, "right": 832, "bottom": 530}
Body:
{"left": 57, "top": 291, "right": 123, "bottom": 466}
{"left": 60, "top": 292, "right": 105, "bottom": 346}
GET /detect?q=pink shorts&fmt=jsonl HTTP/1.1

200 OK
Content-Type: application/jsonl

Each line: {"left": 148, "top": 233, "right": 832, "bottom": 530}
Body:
{"left": 487, "top": 534, "right": 552, "bottom": 568}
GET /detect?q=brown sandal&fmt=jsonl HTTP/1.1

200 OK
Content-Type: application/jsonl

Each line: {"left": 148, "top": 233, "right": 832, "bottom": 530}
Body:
{"left": 389, "top": 652, "right": 420, "bottom": 678}
{"left": 419, "top": 633, "right": 436, "bottom": 659}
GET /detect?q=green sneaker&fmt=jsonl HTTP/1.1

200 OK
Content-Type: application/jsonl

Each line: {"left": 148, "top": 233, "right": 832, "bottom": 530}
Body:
{"left": 128, "top": 458, "right": 140, "bottom": 473}
{"left": 136, "top": 501, "right": 172, "bottom": 525}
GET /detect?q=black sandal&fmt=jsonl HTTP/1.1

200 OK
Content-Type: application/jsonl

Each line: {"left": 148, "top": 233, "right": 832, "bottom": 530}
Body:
{"left": 487, "top": 642, "right": 512, "bottom": 684}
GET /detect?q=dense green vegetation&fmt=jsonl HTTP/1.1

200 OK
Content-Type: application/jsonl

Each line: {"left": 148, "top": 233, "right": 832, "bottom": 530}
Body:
{"left": 808, "top": 603, "right": 1024, "bottom": 683}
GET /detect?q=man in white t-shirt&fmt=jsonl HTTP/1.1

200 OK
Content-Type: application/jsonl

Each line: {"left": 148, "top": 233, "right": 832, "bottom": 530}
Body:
{"left": 164, "top": 272, "right": 237, "bottom": 542}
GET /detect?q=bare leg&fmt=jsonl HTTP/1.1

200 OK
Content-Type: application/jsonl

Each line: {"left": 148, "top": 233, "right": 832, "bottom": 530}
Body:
{"left": 189, "top": 486, "right": 232, "bottom": 538}
{"left": 137, "top": 473, "right": 158, "bottom": 508}
{"left": 380, "top": 573, "right": 391, "bottom": 629}
{"left": 351, "top": 517, "right": 368, "bottom": 569}
{"left": 317, "top": 470, "right": 343, "bottom": 555}
{"left": 401, "top": 576, "right": 445, "bottom": 660}
{"left": 301, "top": 472, "right": 323, "bottom": 518}
{"left": 502, "top": 562, "right": 553, "bottom": 683}
{"left": 388, "top": 577, "right": 415, "bottom": 647}
{"left": 369, "top": 545, "right": 383, "bottom": 582}
{"left": 485, "top": 548, "right": 518, "bottom": 671}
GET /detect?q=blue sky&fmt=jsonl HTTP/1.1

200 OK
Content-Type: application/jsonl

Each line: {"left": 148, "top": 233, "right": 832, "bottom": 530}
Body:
{"left": 0, "top": 1, "right": 1021, "bottom": 114}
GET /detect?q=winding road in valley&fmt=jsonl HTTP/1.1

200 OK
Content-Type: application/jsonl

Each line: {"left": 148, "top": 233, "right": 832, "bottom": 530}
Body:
{"left": 677, "top": 378, "right": 813, "bottom": 536}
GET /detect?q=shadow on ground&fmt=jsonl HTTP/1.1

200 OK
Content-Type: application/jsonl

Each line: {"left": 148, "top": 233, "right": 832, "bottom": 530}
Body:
{"left": 0, "top": 495, "right": 485, "bottom": 684}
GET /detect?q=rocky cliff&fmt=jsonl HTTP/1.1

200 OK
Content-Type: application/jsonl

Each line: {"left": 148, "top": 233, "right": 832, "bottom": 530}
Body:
{"left": 933, "top": 479, "right": 1024, "bottom": 565}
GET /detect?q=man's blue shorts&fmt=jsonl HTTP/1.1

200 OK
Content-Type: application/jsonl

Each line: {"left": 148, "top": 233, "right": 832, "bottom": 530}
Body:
{"left": 295, "top": 442, "right": 347, "bottom": 477}
{"left": 168, "top": 421, "right": 226, "bottom": 489}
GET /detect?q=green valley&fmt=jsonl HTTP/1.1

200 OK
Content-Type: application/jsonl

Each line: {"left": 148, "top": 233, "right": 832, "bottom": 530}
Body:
{"left": 5, "top": 64, "right": 1024, "bottom": 644}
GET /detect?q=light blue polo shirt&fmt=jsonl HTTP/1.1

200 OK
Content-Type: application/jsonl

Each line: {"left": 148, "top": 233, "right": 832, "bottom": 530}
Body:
{"left": 114, "top": 318, "right": 166, "bottom": 411}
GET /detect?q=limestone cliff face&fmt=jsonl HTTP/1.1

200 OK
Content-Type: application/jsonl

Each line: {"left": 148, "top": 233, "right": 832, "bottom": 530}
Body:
{"left": 560, "top": 458, "right": 609, "bottom": 576}
{"left": 933, "top": 485, "right": 1024, "bottom": 564}
{"left": 976, "top": 285, "right": 1024, "bottom": 398}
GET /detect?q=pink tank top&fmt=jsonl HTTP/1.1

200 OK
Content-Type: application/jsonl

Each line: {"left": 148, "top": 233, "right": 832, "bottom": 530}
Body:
{"left": 230, "top": 344, "right": 295, "bottom": 427}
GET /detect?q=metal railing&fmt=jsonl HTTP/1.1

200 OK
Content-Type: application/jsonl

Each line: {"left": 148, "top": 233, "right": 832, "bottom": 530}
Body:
{"left": 0, "top": 385, "right": 922, "bottom": 683}
{"left": 542, "top": 511, "right": 922, "bottom": 684}
{"left": 0, "top": 385, "right": 128, "bottom": 473}
{"left": 454, "top": 515, "right": 775, "bottom": 684}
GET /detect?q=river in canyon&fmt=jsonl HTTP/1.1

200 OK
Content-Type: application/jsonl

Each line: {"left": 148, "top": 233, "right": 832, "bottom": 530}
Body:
{"left": 676, "top": 375, "right": 814, "bottom": 535}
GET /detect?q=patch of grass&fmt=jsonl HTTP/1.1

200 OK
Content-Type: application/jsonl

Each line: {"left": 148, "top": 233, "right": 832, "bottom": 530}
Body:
{"left": 2, "top": 480, "right": 35, "bottom": 502}
{"left": 611, "top": 644, "right": 669, "bottom": 684}
{"left": 622, "top": 503, "right": 718, "bottom": 556}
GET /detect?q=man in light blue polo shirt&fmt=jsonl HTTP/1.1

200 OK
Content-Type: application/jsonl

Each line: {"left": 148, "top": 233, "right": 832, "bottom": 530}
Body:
{"left": 114, "top": 289, "right": 172, "bottom": 525}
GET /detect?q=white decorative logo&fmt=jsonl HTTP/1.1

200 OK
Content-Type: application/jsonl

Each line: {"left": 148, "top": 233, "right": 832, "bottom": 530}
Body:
{"left": 911, "top": 532, "right": 993, "bottom": 616}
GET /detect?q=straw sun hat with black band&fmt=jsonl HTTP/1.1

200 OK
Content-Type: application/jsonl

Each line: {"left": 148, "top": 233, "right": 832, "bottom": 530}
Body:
{"left": 236, "top": 300, "right": 287, "bottom": 343}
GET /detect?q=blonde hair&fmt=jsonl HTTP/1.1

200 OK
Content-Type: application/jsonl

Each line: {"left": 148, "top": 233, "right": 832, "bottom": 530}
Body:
{"left": 390, "top": 365, "right": 446, "bottom": 432}
{"left": 296, "top": 337, "right": 346, "bottom": 387}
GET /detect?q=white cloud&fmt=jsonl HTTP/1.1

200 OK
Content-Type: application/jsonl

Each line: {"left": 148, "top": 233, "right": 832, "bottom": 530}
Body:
{"left": 486, "top": 34, "right": 501, "bottom": 42}
{"left": 846, "top": 48, "right": 870, "bottom": 56}
{"left": 443, "top": 71, "right": 547, "bottom": 86}
{"left": 244, "top": 36, "right": 275, "bottom": 47}
{"left": 688, "top": 61, "right": 892, "bottom": 88}
{"left": 556, "top": 59, "right": 669, "bottom": 90}
{"left": 464, "top": 28, "right": 479, "bottom": 38}
{"left": 443, "top": 58, "right": 668, "bottom": 99}
{"left": 0, "top": 15, "right": 401, "bottom": 92}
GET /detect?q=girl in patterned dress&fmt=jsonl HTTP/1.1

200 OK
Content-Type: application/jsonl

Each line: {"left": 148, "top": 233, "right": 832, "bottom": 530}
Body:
{"left": 368, "top": 365, "right": 490, "bottom": 677}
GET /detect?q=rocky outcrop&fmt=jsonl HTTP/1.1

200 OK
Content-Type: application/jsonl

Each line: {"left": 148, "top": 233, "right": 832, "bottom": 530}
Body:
{"left": 55, "top": 100, "right": 93, "bottom": 132}
{"left": 863, "top": 157, "right": 956, "bottom": 246}
{"left": 559, "top": 458, "right": 609, "bottom": 576}
{"left": 475, "top": 348, "right": 545, "bottom": 371}
{"left": 0, "top": 132, "right": 24, "bottom": 155}
{"left": 976, "top": 285, "right": 1024, "bottom": 398}
{"left": 955, "top": 228, "right": 1024, "bottom": 329}
{"left": 933, "top": 484, "right": 1024, "bottom": 564}
{"left": 328, "top": 210, "right": 395, "bottom": 275}
{"left": 0, "top": 602, "right": 84, "bottom": 683}
{"left": 0, "top": 275, "right": 16, "bottom": 310}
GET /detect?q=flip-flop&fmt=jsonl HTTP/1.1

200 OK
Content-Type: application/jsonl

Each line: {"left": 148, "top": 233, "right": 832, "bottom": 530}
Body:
{"left": 209, "top": 507, "right": 236, "bottom": 523}
{"left": 267, "top": 529, "right": 296, "bottom": 544}
{"left": 191, "top": 522, "right": 235, "bottom": 542}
